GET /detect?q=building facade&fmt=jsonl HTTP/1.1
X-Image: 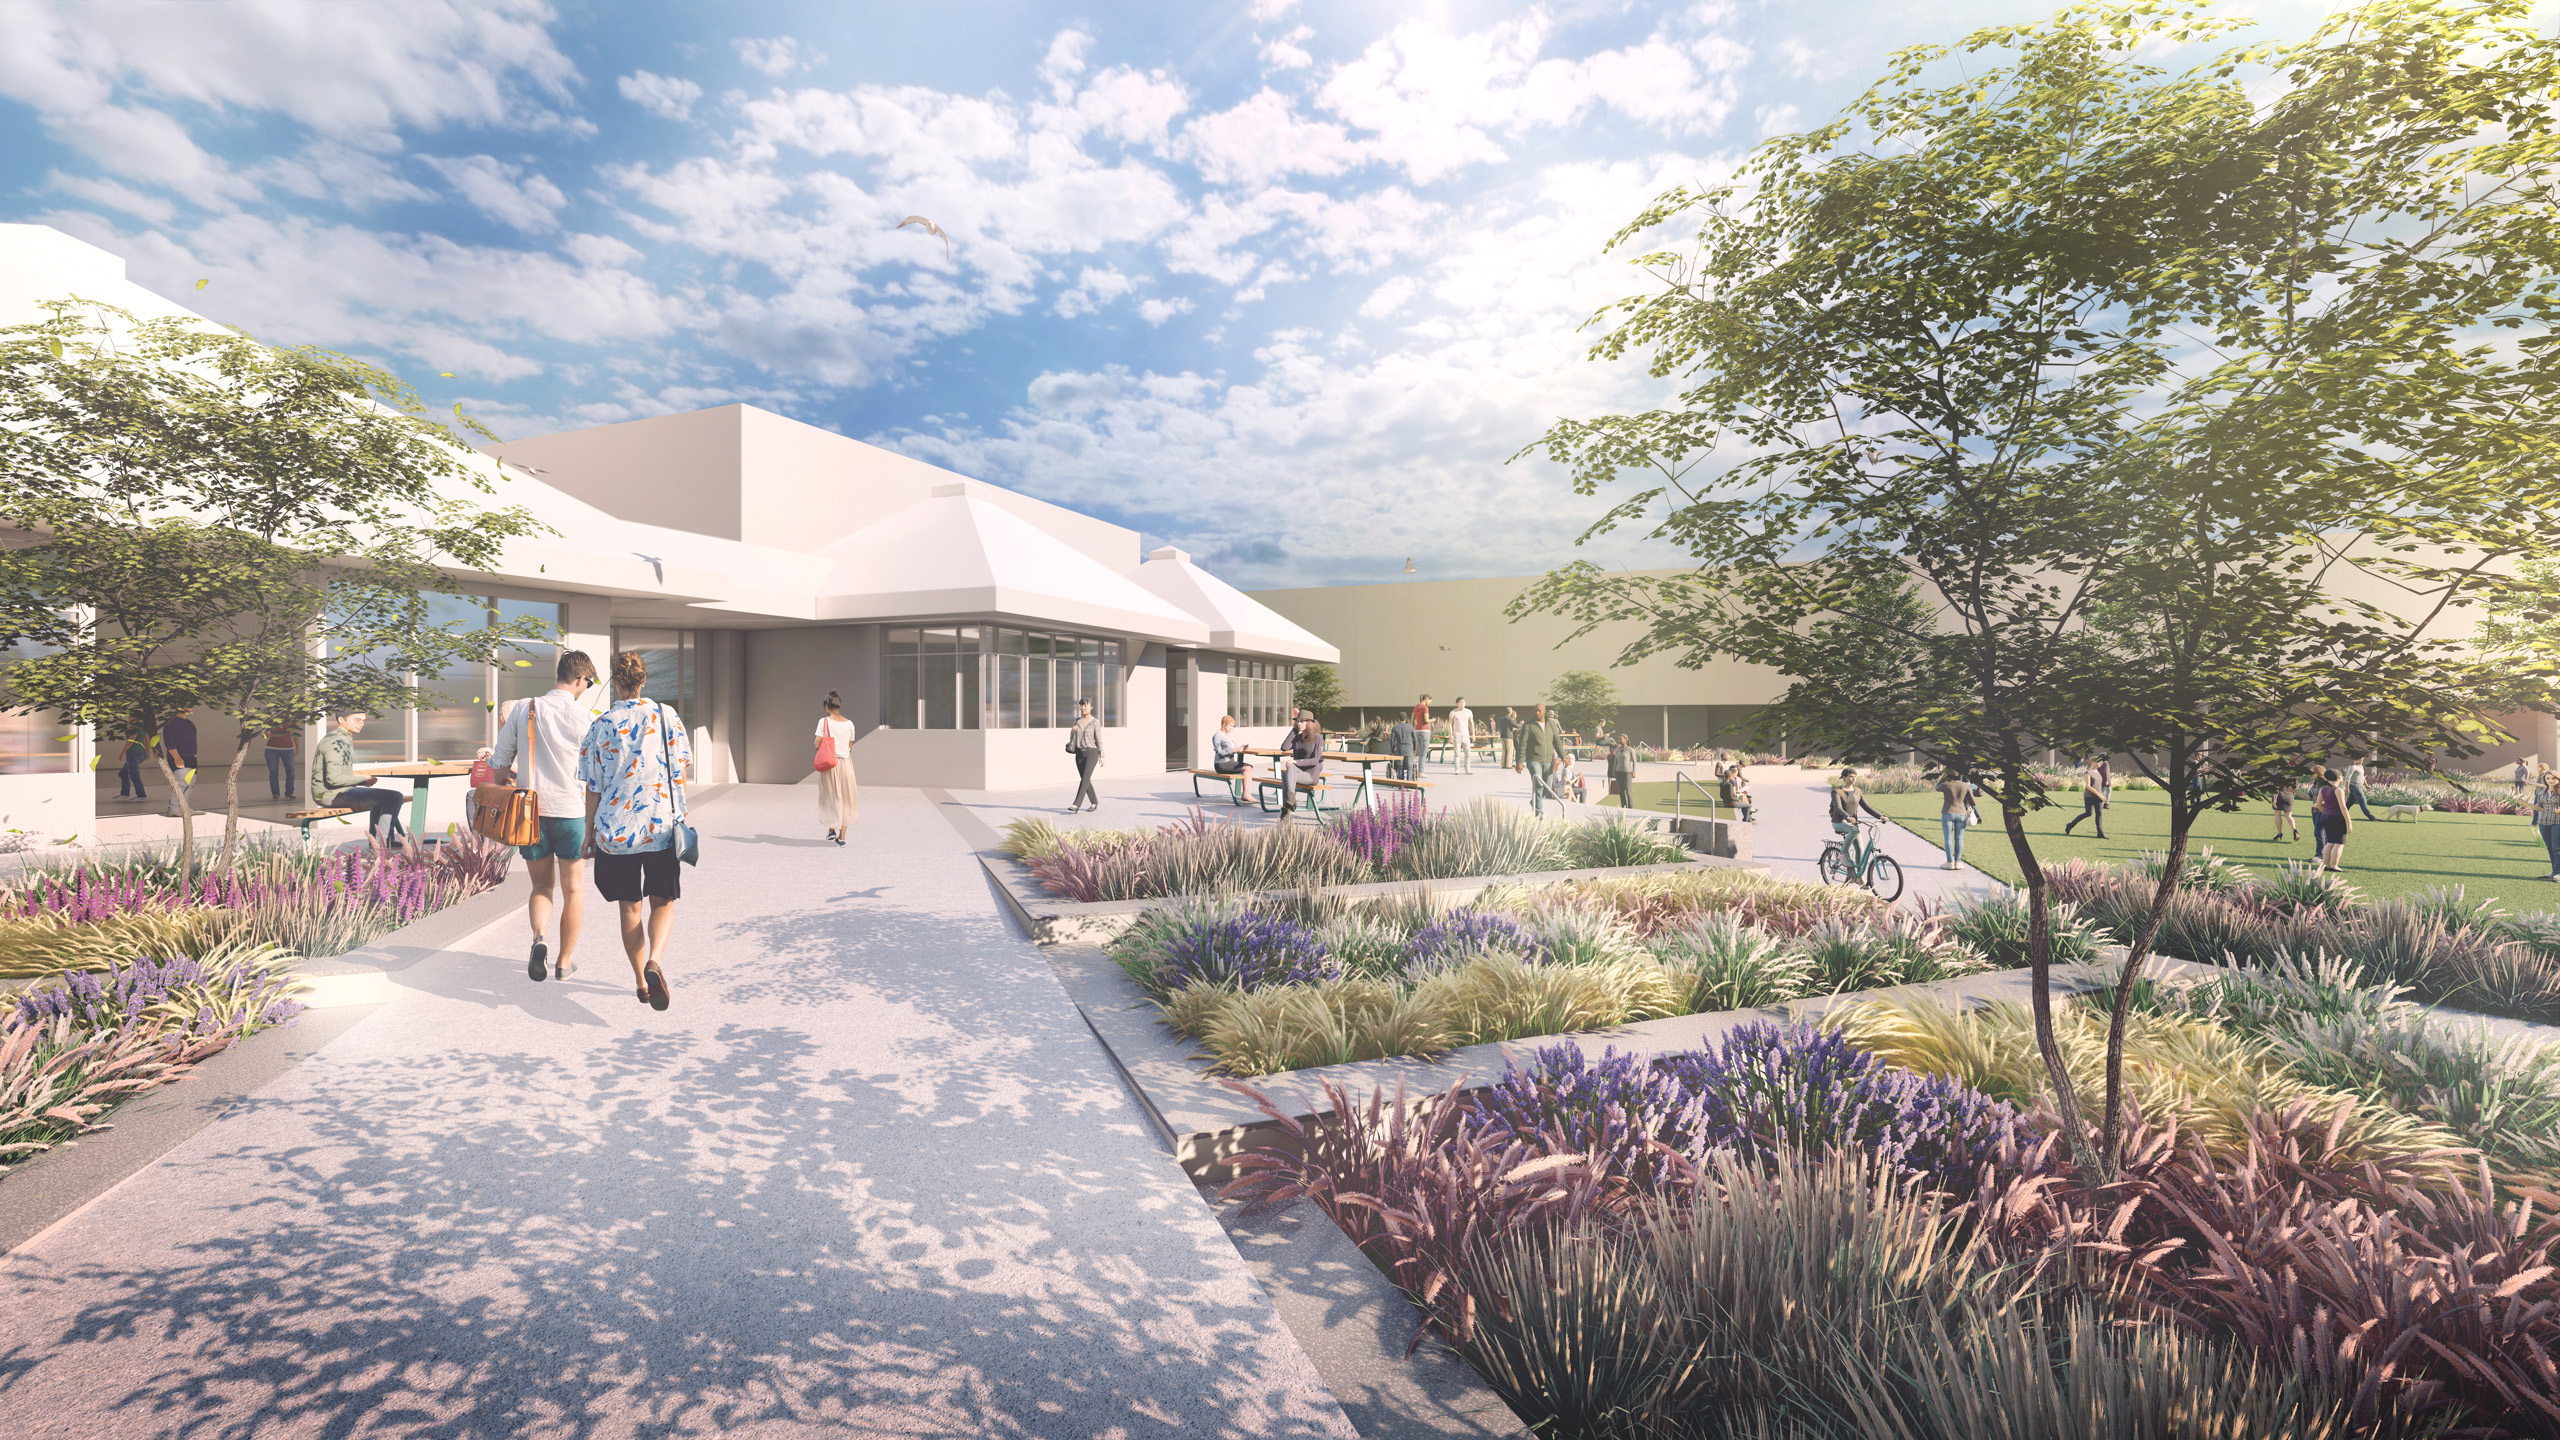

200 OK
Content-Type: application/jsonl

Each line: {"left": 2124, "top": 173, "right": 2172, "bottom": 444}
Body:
{"left": 0, "top": 224, "right": 1337, "bottom": 838}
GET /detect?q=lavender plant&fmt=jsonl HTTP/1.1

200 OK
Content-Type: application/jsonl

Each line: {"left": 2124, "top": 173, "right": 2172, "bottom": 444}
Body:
{"left": 1157, "top": 913, "right": 1341, "bottom": 992}
{"left": 1404, "top": 909, "right": 1544, "bottom": 978}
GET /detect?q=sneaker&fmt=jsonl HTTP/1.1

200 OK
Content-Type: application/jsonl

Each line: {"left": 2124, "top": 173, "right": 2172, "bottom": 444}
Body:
{"left": 528, "top": 937, "right": 549, "bottom": 982}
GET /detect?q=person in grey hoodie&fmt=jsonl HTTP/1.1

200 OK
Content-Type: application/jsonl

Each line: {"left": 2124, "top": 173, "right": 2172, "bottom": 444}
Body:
{"left": 1387, "top": 717, "right": 1419, "bottom": 781}
{"left": 1067, "top": 698, "right": 1103, "bottom": 812}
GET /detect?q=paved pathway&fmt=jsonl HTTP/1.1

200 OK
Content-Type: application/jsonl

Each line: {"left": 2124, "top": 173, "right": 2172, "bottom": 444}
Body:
{"left": 0, "top": 783, "right": 1352, "bottom": 1440}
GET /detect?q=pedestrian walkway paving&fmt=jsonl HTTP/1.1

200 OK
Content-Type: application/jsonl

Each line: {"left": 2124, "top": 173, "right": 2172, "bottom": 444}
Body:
{"left": 1735, "top": 765, "right": 2007, "bottom": 909}
{"left": 0, "top": 783, "right": 1352, "bottom": 1439}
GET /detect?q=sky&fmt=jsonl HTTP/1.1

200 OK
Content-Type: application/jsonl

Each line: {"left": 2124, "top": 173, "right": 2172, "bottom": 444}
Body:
{"left": 0, "top": 0, "right": 2361, "bottom": 590}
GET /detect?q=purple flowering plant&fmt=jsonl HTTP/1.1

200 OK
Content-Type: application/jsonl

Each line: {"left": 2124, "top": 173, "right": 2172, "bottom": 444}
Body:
{"left": 1405, "top": 909, "right": 1545, "bottom": 976}
{"left": 1332, "top": 793, "right": 1429, "bottom": 871}
{"left": 1476, "top": 1024, "right": 2027, "bottom": 1192}
{"left": 1158, "top": 913, "right": 1342, "bottom": 992}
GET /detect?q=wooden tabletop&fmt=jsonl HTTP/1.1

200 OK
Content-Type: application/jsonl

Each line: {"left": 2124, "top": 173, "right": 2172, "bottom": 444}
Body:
{"left": 365, "top": 763, "right": 476, "bottom": 778}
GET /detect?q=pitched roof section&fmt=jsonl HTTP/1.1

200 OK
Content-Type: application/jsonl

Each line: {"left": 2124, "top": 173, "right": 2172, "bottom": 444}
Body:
{"left": 1128, "top": 547, "right": 1339, "bottom": 663}
{"left": 810, "top": 485, "right": 1210, "bottom": 644}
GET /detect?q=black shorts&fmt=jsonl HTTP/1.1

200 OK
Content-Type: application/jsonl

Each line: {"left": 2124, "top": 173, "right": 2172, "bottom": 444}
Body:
{"left": 592, "top": 846, "right": 682, "bottom": 902}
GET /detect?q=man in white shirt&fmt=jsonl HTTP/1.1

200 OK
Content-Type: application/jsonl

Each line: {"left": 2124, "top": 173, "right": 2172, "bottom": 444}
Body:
{"left": 490, "top": 651, "right": 600, "bottom": 982}
{"left": 1446, "top": 697, "right": 1475, "bottom": 774}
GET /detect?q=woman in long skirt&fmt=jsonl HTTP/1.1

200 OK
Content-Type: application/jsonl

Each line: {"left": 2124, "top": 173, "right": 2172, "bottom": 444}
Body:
{"left": 816, "top": 691, "right": 858, "bottom": 845}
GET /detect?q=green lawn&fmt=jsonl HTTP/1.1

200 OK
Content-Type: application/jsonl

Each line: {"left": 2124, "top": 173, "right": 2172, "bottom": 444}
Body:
{"left": 1859, "top": 788, "right": 2560, "bottom": 913}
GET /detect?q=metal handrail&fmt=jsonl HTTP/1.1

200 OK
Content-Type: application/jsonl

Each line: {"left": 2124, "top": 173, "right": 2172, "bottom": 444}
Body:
{"left": 1667, "top": 770, "right": 1720, "bottom": 822}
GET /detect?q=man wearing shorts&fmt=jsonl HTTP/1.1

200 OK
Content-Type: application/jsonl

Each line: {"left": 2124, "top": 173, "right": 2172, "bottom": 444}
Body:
{"left": 580, "top": 650, "right": 692, "bottom": 1011}
{"left": 491, "top": 650, "right": 600, "bottom": 982}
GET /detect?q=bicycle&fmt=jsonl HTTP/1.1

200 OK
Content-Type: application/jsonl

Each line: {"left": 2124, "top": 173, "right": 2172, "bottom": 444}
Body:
{"left": 1818, "top": 816, "right": 1905, "bottom": 901}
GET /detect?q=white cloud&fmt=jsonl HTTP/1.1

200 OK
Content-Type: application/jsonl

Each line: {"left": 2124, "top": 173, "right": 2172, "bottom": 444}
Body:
{"left": 619, "top": 70, "right": 703, "bottom": 121}
{"left": 1357, "top": 274, "right": 1415, "bottom": 319}
{"left": 1180, "top": 89, "right": 1362, "bottom": 187}
{"left": 1317, "top": 15, "right": 1747, "bottom": 183}
{"left": 427, "top": 155, "right": 569, "bottom": 233}
{"left": 734, "top": 37, "right": 818, "bottom": 78}
{"left": 0, "top": 0, "right": 578, "bottom": 197}
{"left": 1053, "top": 266, "right": 1137, "bottom": 318}
{"left": 1262, "top": 25, "right": 1315, "bottom": 70}
{"left": 1248, "top": 0, "right": 1299, "bottom": 19}
{"left": 1136, "top": 296, "right": 1193, "bottom": 326}
{"left": 46, "top": 171, "right": 175, "bottom": 225}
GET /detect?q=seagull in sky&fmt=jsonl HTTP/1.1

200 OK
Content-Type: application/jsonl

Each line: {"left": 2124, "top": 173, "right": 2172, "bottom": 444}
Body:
{"left": 897, "top": 215, "right": 951, "bottom": 258}
{"left": 632, "top": 553, "right": 664, "bottom": 584}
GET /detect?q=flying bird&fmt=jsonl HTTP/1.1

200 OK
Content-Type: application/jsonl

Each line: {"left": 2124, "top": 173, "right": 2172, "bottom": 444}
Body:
{"left": 897, "top": 215, "right": 951, "bottom": 258}
{"left": 632, "top": 553, "right": 664, "bottom": 584}
{"left": 1403, "top": 558, "right": 1416, "bottom": 573}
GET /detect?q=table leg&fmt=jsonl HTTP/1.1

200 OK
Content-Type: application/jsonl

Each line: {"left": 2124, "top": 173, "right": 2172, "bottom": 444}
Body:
{"left": 1352, "top": 764, "right": 1375, "bottom": 812}
{"left": 409, "top": 777, "right": 432, "bottom": 842}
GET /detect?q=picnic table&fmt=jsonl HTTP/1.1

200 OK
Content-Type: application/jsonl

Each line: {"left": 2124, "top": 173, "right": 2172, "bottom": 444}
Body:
{"left": 362, "top": 761, "right": 476, "bottom": 840}
{"left": 1244, "top": 747, "right": 1410, "bottom": 811}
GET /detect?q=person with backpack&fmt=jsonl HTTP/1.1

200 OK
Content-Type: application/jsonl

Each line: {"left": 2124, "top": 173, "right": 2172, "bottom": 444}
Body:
{"left": 579, "top": 650, "right": 692, "bottom": 1012}
{"left": 815, "top": 691, "right": 857, "bottom": 845}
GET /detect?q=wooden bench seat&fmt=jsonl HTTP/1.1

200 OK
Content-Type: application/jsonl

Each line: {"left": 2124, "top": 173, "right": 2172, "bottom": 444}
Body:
{"left": 1254, "top": 774, "right": 1331, "bottom": 815}
{"left": 284, "top": 806, "right": 358, "bottom": 846}
{"left": 1367, "top": 776, "right": 1432, "bottom": 791}
{"left": 1189, "top": 768, "right": 1249, "bottom": 804}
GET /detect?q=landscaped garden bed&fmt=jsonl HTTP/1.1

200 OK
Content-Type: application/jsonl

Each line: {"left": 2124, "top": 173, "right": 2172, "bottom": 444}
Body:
{"left": 1222, "top": 952, "right": 2560, "bottom": 1438}
{"left": 0, "top": 832, "right": 516, "bottom": 1177}
{"left": 1102, "top": 868, "right": 2042, "bottom": 1076}
{"left": 999, "top": 796, "right": 1700, "bottom": 902}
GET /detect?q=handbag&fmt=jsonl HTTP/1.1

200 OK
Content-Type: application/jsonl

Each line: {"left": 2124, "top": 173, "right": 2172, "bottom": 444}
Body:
{"left": 659, "top": 702, "right": 698, "bottom": 865}
{"left": 468, "top": 701, "right": 542, "bottom": 848}
{"left": 814, "top": 733, "right": 838, "bottom": 773}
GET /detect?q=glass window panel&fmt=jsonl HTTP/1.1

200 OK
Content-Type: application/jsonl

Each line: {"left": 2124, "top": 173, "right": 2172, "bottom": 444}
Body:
{"left": 925, "top": 628, "right": 955, "bottom": 652}
{"left": 887, "top": 648, "right": 918, "bottom": 729}
{"left": 960, "top": 642, "right": 981, "bottom": 729}
{"left": 998, "top": 654, "right": 1021, "bottom": 728}
{"left": 494, "top": 599, "right": 563, "bottom": 711}
{"left": 1027, "top": 654, "right": 1050, "bottom": 728}
{"left": 0, "top": 636, "right": 72, "bottom": 776}
{"left": 1103, "top": 652, "right": 1119, "bottom": 727}
{"left": 924, "top": 651, "right": 957, "bottom": 729}
{"left": 613, "top": 627, "right": 694, "bottom": 723}
{"left": 1002, "top": 628, "right": 1026, "bottom": 656}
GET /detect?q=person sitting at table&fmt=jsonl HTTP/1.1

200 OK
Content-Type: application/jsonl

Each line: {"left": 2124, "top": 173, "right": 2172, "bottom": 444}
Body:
{"left": 1280, "top": 715, "right": 1326, "bottom": 817}
{"left": 312, "top": 712, "right": 410, "bottom": 844}
{"left": 1362, "top": 715, "right": 1392, "bottom": 757}
{"left": 1211, "top": 715, "right": 1246, "bottom": 775}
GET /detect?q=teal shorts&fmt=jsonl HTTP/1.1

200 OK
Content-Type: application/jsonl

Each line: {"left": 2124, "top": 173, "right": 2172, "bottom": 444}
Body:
{"left": 518, "top": 816, "right": 587, "bottom": 861}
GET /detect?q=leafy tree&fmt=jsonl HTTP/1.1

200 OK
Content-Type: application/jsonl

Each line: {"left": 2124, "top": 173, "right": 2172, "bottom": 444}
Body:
{"left": 1291, "top": 662, "right": 1344, "bottom": 716}
{"left": 1546, "top": 669, "right": 1619, "bottom": 739}
{"left": 1511, "top": 0, "right": 2560, "bottom": 1175}
{"left": 0, "top": 299, "right": 550, "bottom": 875}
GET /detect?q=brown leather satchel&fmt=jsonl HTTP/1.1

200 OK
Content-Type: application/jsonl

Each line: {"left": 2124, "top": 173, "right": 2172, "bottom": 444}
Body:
{"left": 469, "top": 700, "right": 543, "bottom": 847}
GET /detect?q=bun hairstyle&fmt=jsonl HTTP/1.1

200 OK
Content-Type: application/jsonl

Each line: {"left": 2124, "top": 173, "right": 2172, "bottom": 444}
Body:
{"left": 610, "top": 649, "right": 649, "bottom": 695}
{"left": 824, "top": 690, "right": 843, "bottom": 714}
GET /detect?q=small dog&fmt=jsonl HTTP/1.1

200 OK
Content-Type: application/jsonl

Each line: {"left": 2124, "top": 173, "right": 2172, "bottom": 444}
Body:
{"left": 2386, "top": 804, "right": 2421, "bottom": 822}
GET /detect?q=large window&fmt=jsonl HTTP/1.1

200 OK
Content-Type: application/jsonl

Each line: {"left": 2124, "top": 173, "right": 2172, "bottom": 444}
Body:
{"left": 334, "top": 596, "right": 565, "bottom": 763}
{"left": 882, "top": 625, "right": 1120, "bottom": 729}
{"left": 612, "top": 628, "right": 696, "bottom": 721}
{"left": 1224, "top": 657, "right": 1297, "bottom": 728}
{"left": 0, "top": 637, "right": 73, "bottom": 775}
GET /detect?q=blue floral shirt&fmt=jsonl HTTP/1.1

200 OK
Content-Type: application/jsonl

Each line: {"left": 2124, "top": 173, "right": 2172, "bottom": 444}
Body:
{"left": 578, "top": 700, "right": 692, "bottom": 856}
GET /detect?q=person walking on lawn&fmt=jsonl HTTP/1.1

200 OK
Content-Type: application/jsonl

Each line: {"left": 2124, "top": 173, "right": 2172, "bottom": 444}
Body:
{"left": 2345, "top": 758, "right": 2382, "bottom": 821}
{"left": 579, "top": 650, "right": 691, "bottom": 1011}
{"left": 2313, "top": 767, "right": 2351, "bottom": 872}
{"left": 492, "top": 650, "right": 600, "bottom": 982}
{"left": 2534, "top": 771, "right": 2560, "bottom": 882}
{"left": 2271, "top": 773, "right": 2299, "bottom": 842}
{"left": 1519, "top": 704, "right": 1564, "bottom": 816}
{"left": 1447, "top": 697, "right": 1476, "bottom": 774}
{"left": 1606, "top": 733, "right": 1637, "bottom": 808}
{"left": 2060, "top": 756, "right": 2109, "bottom": 838}
{"left": 1937, "top": 770, "right": 1976, "bottom": 870}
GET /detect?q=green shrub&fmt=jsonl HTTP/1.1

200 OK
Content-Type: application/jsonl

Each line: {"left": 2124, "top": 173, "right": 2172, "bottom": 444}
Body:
{"left": 1649, "top": 915, "right": 1813, "bottom": 1013}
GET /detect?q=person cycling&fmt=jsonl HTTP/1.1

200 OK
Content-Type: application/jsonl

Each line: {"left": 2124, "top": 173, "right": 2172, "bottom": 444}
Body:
{"left": 1830, "top": 767, "right": 1887, "bottom": 870}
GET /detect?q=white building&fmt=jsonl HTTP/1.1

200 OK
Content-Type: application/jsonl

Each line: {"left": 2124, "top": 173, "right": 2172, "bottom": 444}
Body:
{"left": 0, "top": 224, "right": 1337, "bottom": 836}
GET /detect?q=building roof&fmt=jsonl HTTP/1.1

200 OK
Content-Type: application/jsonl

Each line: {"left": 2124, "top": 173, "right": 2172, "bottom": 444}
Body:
{"left": 1129, "top": 547, "right": 1339, "bottom": 663}
{"left": 805, "top": 485, "right": 1210, "bottom": 644}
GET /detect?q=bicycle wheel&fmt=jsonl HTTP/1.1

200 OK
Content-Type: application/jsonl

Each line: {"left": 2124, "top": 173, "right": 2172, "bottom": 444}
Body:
{"left": 1817, "top": 844, "right": 1851, "bottom": 886}
{"left": 1865, "top": 854, "right": 1904, "bottom": 903}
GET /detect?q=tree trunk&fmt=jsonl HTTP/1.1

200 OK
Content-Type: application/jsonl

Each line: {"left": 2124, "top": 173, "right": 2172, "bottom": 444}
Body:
{"left": 220, "top": 733, "right": 254, "bottom": 870}
{"left": 2101, "top": 823, "right": 2188, "bottom": 1170}
{"left": 152, "top": 746, "right": 195, "bottom": 886}
{"left": 2001, "top": 804, "right": 2101, "bottom": 1178}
